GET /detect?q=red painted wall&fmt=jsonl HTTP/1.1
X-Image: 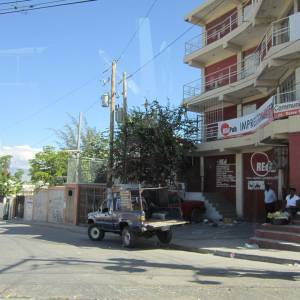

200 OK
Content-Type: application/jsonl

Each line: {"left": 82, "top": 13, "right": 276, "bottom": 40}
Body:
{"left": 223, "top": 105, "right": 237, "bottom": 120}
{"left": 206, "top": 8, "right": 238, "bottom": 45}
{"left": 243, "top": 151, "right": 278, "bottom": 222}
{"left": 289, "top": 133, "right": 300, "bottom": 192}
{"left": 204, "top": 155, "right": 236, "bottom": 206}
{"left": 205, "top": 55, "right": 237, "bottom": 91}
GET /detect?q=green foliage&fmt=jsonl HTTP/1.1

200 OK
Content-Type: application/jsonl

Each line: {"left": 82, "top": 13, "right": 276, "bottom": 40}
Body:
{"left": 54, "top": 114, "right": 109, "bottom": 159}
{"left": 0, "top": 155, "right": 24, "bottom": 197}
{"left": 114, "top": 101, "right": 197, "bottom": 185}
{"left": 29, "top": 146, "right": 69, "bottom": 186}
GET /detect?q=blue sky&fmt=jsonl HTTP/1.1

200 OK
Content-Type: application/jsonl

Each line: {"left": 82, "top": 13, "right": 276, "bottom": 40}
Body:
{"left": 0, "top": 0, "right": 202, "bottom": 169}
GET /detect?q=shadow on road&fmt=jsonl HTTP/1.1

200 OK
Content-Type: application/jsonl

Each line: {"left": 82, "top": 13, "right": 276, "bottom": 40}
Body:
{"left": 0, "top": 221, "right": 164, "bottom": 251}
{"left": 0, "top": 256, "right": 299, "bottom": 286}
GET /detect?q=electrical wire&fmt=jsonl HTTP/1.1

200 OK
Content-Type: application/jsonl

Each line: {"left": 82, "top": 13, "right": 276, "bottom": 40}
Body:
{"left": 116, "top": 0, "right": 159, "bottom": 64}
{"left": 0, "top": 0, "right": 97, "bottom": 14}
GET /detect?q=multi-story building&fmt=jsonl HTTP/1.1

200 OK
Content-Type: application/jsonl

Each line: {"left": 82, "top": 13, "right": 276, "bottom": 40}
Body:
{"left": 183, "top": 0, "right": 300, "bottom": 221}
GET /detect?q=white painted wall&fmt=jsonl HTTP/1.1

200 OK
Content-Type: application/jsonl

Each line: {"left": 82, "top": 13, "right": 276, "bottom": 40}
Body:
{"left": 24, "top": 196, "right": 34, "bottom": 221}
{"left": 33, "top": 190, "right": 48, "bottom": 222}
{"left": 47, "top": 188, "right": 64, "bottom": 224}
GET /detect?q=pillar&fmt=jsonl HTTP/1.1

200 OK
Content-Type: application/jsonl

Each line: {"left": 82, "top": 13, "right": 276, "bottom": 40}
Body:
{"left": 296, "top": 67, "right": 300, "bottom": 100}
{"left": 289, "top": 132, "right": 300, "bottom": 192}
{"left": 236, "top": 153, "right": 244, "bottom": 218}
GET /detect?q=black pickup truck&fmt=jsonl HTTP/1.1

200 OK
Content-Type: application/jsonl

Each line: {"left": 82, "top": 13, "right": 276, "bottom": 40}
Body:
{"left": 87, "top": 187, "right": 187, "bottom": 248}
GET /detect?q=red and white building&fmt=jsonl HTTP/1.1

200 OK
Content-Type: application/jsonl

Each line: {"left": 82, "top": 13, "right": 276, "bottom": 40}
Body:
{"left": 183, "top": 0, "right": 300, "bottom": 221}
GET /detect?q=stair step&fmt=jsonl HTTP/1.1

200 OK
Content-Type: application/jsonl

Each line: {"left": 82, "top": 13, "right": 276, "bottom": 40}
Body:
{"left": 261, "top": 224, "right": 300, "bottom": 234}
{"left": 255, "top": 229, "right": 300, "bottom": 243}
{"left": 250, "top": 237, "right": 300, "bottom": 252}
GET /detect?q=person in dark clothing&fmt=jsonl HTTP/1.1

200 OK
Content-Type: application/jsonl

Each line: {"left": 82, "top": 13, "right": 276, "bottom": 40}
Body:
{"left": 264, "top": 183, "right": 277, "bottom": 223}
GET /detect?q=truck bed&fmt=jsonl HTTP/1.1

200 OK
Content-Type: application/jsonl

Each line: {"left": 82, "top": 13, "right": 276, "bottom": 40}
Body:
{"left": 144, "top": 219, "right": 187, "bottom": 229}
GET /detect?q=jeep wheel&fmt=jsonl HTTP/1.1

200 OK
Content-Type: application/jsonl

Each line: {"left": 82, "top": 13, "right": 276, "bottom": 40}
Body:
{"left": 156, "top": 229, "right": 172, "bottom": 244}
{"left": 122, "top": 226, "right": 136, "bottom": 248}
{"left": 88, "top": 224, "right": 105, "bottom": 241}
{"left": 191, "top": 208, "right": 203, "bottom": 223}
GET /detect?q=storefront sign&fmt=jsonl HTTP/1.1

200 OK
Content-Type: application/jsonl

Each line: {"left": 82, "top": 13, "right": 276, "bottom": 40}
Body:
{"left": 217, "top": 98, "right": 273, "bottom": 139}
{"left": 216, "top": 159, "right": 236, "bottom": 188}
{"left": 248, "top": 180, "right": 265, "bottom": 190}
{"left": 250, "top": 152, "right": 273, "bottom": 177}
{"left": 273, "top": 100, "right": 300, "bottom": 119}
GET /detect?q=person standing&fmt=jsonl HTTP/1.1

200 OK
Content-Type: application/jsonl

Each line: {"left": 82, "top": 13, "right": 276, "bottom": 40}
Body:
{"left": 264, "top": 183, "right": 277, "bottom": 223}
{"left": 285, "top": 187, "right": 300, "bottom": 218}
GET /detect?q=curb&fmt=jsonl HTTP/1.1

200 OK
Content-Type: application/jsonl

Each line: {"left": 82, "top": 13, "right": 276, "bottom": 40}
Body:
{"left": 169, "top": 243, "right": 300, "bottom": 266}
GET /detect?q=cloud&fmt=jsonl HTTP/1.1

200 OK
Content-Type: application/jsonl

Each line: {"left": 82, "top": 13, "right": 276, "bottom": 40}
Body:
{"left": 0, "top": 145, "right": 41, "bottom": 171}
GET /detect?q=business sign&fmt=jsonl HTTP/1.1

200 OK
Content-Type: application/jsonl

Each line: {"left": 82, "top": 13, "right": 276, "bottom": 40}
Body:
{"left": 217, "top": 98, "right": 273, "bottom": 139}
{"left": 273, "top": 100, "right": 300, "bottom": 119}
{"left": 250, "top": 152, "right": 273, "bottom": 177}
{"left": 216, "top": 159, "right": 236, "bottom": 188}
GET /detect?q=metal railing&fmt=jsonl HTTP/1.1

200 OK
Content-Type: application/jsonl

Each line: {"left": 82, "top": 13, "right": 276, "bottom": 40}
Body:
{"left": 184, "top": 14, "right": 294, "bottom": 101}
{"left": 191, "top": 89, "right": 299, "bottom": 143}
{"left": 185, "top": 1, "right": 261, "bottom": 56}
{"left": 183, "top": 53, "right": 259, "bottom": 99}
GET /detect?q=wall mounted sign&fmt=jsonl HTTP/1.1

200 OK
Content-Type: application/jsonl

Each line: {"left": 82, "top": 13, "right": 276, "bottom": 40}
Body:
{"left": 250, "top": 152, "right": 273, "bottom": 177}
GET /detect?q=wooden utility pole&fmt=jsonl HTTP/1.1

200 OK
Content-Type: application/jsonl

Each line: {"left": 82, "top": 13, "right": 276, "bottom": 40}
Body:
{"left": 122, "top": 72, "right": 128, "bottom": 182}
{"left": 107, "top": 61, "right": 116, "bottom": 189}
{"left": 75, "top": 112, "right": 83, "bottom": 183}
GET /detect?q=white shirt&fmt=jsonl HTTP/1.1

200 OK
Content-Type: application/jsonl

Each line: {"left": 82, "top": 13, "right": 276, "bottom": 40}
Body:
{"left": 286, "top": 194, "right": 300, "bottom": 207}
{"left": 264, "top": 189, "right": 277, "bottom": 204}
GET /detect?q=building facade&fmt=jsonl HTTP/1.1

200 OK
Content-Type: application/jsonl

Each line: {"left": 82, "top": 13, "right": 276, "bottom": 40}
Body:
{"left": 183, "top": 0, "right": 300, "bottom": 221}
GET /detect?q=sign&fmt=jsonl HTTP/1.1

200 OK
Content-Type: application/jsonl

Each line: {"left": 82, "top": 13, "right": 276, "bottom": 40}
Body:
{"left": 250, "top": 152, "right": 273, "bottom": 177}
{"left": 216, "top": 159, "right": 236, "bottom": 188}
{"left": 273, "top": 100, "right": 300, "bottom": 119}
{"left": 248, "top": 180, "right": 265, "bottom": 190}
{"left": 217, "top": 98, "right": 273, "bottom": 139}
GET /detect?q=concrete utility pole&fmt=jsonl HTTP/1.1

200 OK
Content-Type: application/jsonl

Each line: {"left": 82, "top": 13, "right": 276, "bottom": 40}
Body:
{"left": 122, "top": 72, "right": 128, "bottom": 183}
{"left": 75, "top": 112, "right": 83, "bottom": 183}
{"left": 107, "top": 61, "right": 117, "bottom": 191}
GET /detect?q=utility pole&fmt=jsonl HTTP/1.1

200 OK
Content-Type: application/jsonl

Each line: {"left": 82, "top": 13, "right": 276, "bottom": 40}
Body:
{"left": 122, "top": 72, "right": 128, "bottom": 183}
{"left": 107, "top": 61, "right": 116, "bottom": 193}
{"left": 75, "top": 112, "right": 83, "bottom": 183}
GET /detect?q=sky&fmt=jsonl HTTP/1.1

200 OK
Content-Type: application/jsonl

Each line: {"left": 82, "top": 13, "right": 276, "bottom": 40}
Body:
{"left": 0, "top": 0, "right": 203, "bottom": 171}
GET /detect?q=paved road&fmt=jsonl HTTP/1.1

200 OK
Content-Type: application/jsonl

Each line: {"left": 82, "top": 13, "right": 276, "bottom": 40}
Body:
{"left": 0, "top": 221, "right": 299, "bottom": 300}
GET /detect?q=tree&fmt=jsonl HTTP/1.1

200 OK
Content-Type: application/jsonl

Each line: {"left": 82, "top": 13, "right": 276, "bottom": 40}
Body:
{"left": 0, "top": 155, "right": 24, "bottom": 197}
{"left": 29, "top": 146, "right": 69, "bottom": 186}
{"left": 54, "top": 114, "right": 109, "bottom": 159}
{"left": 114, "top": 101, "right": 197, "bottom": 185}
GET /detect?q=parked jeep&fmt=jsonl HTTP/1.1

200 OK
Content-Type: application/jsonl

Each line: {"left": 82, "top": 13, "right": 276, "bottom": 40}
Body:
{"left": 87, "top": 187, "right": 187, "bottom": 247}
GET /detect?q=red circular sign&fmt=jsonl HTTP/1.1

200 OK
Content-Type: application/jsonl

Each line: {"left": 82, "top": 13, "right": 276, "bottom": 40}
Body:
{"left": 221, "top": 123, "right": 230, "bottom": 136}
{"left": 250, "top": 152, "right": 271, "bottom": 177}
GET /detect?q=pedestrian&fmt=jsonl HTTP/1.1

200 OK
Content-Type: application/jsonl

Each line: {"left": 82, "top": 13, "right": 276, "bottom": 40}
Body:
{"left": 285, "top": 187, "right": 300, "bottom": 218}
{"left": 264, "top": 183, "right": 277, "bottom": 223}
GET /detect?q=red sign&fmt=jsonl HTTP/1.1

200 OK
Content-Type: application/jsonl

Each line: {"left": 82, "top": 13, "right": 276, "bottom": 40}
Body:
{"left": 250, "top": 152, "right": 272, "bottom": 177}
{"left": 221, "top": 123, "right": 230, "bottom": 136}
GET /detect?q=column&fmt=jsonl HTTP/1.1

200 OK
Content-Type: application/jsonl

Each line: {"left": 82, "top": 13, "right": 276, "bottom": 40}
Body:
{"left": 289, "top": 133, "right": 300, "bottom": 192}
{"left": 296, "top": 68, "right": 300, "bottom": 100}
{"left": 235, "top": 153, "right": 244, "bottom": 218}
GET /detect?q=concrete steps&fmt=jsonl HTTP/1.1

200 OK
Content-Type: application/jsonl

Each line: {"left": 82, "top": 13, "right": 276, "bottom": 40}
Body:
{"left": 250, "top": 223, "right": 300, "bottom": 252}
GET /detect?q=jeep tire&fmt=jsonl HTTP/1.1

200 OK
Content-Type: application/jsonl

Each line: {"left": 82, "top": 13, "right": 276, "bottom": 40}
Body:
{"left": 156, "top": 229, "right": 172, "bottom": 244}
{"left": 88, "top": 224, "right": 105, "bottom": 241}
{"left": 121, "top": 226, "right": 136, "bottom": 248}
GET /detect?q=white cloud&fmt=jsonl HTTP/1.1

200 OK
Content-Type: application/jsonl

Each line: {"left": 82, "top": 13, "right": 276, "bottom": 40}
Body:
{"left": 0, "top": 145, "right": 41, "bottom": 171}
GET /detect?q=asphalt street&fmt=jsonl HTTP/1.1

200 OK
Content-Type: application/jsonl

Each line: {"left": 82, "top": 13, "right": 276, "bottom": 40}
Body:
{"left": 0, "top": 221, "right": 299, "bottom": 300}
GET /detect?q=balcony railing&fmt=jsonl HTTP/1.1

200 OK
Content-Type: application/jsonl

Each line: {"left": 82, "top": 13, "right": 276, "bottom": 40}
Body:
{"left": 192, "top": 90, "right": 299, "bottom": 143}
{"left": 184, "top": 13, "right": 299, "bottom": 101}
{"left": 185, "top": 0, "right": 261, "bottom": 56}
{"left": 183, "top": 53, "right": 259, "bottom": 99}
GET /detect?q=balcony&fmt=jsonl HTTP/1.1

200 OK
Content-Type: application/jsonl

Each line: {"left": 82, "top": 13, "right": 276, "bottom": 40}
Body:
{"left": 185, "top": 1, "right": 262, "bottom": 58}
{"left": 193, "top": 90, "right": 300, "bottom": 145}
{"left": 183, "top": 53, "right": 259, "bottom": 101}
{"left": 184, "top": 13, "right": 300, "bottom": 107}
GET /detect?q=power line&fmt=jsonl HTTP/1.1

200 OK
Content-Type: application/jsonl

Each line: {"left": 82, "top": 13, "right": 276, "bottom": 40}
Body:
{"left": 116, "top": 0, "right": 159, "bottom": 64}
{"left": 0, "top": 0, "right": 31, "bottom": 6}
{"left": 0, "top": 0, "right": 97, "bottom": 15}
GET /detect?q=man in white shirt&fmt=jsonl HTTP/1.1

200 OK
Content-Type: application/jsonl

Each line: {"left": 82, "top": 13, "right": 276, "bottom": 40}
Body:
{"left": 264, "top": 183, "right": 277, "bottom": 223}
{"left": 286, "top": 187, "right": 300, "bottom": 217}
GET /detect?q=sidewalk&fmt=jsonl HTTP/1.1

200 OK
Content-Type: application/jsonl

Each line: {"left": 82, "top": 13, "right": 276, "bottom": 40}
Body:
{"left": 171, "top": 223, "right": 300, "bottom": 266}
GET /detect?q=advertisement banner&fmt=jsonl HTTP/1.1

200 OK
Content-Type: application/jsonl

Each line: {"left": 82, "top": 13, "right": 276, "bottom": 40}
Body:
{"left": 273, "top": 100, "right": 300, "bottom": 119}
{"left": 217, "top": 98, "right": 273, "bottom": 139}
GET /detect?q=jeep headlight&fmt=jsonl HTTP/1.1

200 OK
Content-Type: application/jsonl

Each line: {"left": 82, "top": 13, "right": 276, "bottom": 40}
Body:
{"left": 138, "top": 215, "right": 145, "bottom": 222}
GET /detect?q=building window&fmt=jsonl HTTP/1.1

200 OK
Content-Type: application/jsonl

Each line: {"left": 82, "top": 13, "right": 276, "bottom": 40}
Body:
{"left": 242, "top": 103, "right": 256, "bottom": 116}
{"left": 279, "top": 73, "right": 296, "bottom": 103}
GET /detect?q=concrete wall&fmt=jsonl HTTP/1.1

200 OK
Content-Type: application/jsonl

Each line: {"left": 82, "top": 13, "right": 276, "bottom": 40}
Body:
{"left": 289, "top": 132, "right": 300, "bottom": 192}
{"left": 47, "top": 187, "right": 64, "bottom": 224}
{"left": 33, "top": 189, "right": 48, "bottom": 222}
{"left": 24, "top": 196, "right": 34, "bottom": 221}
